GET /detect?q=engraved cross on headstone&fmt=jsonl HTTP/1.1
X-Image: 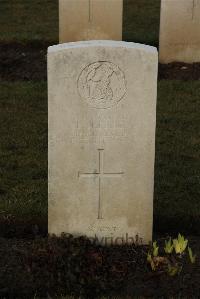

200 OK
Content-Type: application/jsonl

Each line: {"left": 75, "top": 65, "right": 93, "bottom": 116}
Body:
{"left": 191, "top": 0, "right": 200, "bottom": 20}
{"left": 88, "top": 0, "right": 92, "bottom": 22}
{"left": 192, "top": 0, "right": 195, "bottom": 19}
{"left": 78, "top": 149, "right": 124, "bottom": 219}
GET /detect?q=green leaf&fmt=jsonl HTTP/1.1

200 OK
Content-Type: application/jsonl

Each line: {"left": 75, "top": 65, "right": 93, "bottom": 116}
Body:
{"left": 164, "top": 237, "right": 174, "bottom": 254}
{"left": 188, "top": 246, "right": 196, "bottom": 264}
{"left": 173, "top": 234, "right": 188, "bottom": 254}
{"left": 152, "top": 241, "right": 159, "bottom": 257}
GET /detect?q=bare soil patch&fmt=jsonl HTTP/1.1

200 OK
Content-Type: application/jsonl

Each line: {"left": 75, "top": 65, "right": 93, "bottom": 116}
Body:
{"left": 158, "top": 62, "right": 200, "bottom": 81}
{"left": 0, "top": 42, "right": 49, "bottom": 81}
{"left": 0, "top": 234, "right": 200, "bottom": 298}
{"left": 1, "top": 42, "right": 200, "bottom": 81}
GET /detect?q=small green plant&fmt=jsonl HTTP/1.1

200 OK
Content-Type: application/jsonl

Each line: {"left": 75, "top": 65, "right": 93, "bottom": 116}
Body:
{"left": 173, "top": 234, "right": 188, "bottom": 255}
{"left": 147, "top": 234, "right": 196, "bottom": 277}
{"left": 167, "top": 263, "right": 181, "bottom": 277}
{"left": 147, "top": 252, "right": 156, "bottom": 271}
{"left": 147, "top": 241, "right": 166, "bottom": 271}
{"left": 147, "top": 251, "right": 152, "bottom": 263}
{"left": 164, "top": 237, "right": 174, "bottom": 254}
{"left": 188, "top": 246, "right": 196, "bottom": 264}
{"left": 152, "top": 241, "right": 159, "bottom": 257}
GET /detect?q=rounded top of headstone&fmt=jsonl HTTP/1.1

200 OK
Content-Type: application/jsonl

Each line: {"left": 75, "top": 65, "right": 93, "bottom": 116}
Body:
{"left": 48, "top": 40, "right": 158, "bottom": 54}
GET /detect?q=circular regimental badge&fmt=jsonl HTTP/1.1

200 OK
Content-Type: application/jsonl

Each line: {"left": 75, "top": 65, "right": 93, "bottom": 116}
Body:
{"left": 78, "top": 61, "right": 126, "bottom": 109}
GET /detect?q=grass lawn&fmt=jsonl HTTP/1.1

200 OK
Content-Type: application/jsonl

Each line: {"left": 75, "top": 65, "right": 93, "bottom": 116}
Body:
{"left": 123, "top": 0, "right": 161, "bottom": 46}
{"left": 0, "top": 80, "right": 199, "bottom": 234}
{"left": 155, "top": 80, "right": 200, "bottom": 233}
{"left": 0, "top": 0, "right": 58, "bottom": 43}
{"left": 0, "top": 82, "right": 47, "bottom": 221}
{"left": 0, "top": 0, "right": 161, "bottom": 45}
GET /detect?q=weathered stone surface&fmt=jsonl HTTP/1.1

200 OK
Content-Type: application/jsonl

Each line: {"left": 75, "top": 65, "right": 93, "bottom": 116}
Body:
{"left": 159, "top": 0, "right": 200, "bottom": 63}
{"left": 59, "top": 0, "right": 123, "bottom": 43}
{"left": 48, "top": 41, "right": 158, "bottom": 244}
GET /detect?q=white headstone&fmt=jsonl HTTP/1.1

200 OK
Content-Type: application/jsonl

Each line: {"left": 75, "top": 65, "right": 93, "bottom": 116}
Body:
{"left": 159, "top": 0, "right": 200, "bottom": 63}
{"left": 59, "top": 0, "right": 123, "bottom": 43}
{"left": 48, "top": 41, "right": 158, "bottom": 245}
